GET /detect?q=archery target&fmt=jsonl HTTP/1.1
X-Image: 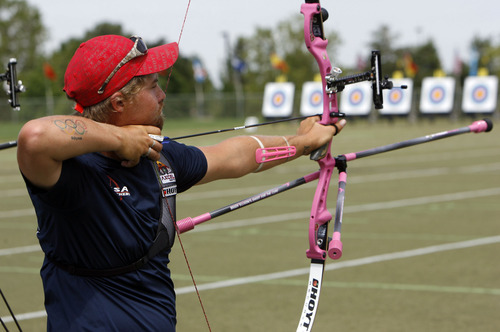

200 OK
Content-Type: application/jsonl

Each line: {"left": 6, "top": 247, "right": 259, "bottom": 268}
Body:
{"left": 349, "top": 89, "right": 364, "bottom": 105}
{"left": 379, "top": 78, "right": 413, "bottom": 115}
{"left": 420, "top": 77, "right": 456, "bottom": 114}
{"left": 300, "top": 81, "right": 323, "bottom": 116}
{"left": 429, "top": 86, "right": 446, "bottom": 103}
{"left": 339, "top": 81, "right": 372, "bottom": 116}
{"left": 472, "top": 85, "right": 488, "bottom": 103}
{"left": 272, "top": 91, "right": 286, "bottom": 107}
{"left": 262, "top": 82, "right": 295, "bottom": 117}
{"left": 462, "top": 76, "right": 498, "bottom": 113}
{"left": 389, "top": 89, "right": 403, "bottom": 104}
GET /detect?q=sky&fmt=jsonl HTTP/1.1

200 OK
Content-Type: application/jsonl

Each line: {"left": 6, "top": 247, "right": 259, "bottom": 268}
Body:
{"left": 26, "top": 0, "right": 500, "bottom": 87}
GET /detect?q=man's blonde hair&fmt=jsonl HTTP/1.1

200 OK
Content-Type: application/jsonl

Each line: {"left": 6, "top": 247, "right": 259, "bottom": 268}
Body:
{"left": 80, "top": 75, "right": 148, "bottom": 122}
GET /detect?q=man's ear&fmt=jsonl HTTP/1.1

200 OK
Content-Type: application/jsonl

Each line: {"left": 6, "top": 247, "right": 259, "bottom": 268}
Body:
{"left": 109, "top": 92, "right": 125, "bottom": 113}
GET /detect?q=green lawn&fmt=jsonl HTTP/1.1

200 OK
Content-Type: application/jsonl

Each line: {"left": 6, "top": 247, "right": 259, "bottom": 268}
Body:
{"left": 1, "top": 117, "right": 499, "bottom": 331}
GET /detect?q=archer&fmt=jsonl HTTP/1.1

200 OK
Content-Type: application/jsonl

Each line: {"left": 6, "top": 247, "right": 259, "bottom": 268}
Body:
{"left": 16, "top": 34, "right": 345, "bottom": 331}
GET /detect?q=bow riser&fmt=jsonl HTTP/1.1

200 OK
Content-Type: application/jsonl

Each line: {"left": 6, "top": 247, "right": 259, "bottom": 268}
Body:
{"left": 306, "top": 156, "right": 335, "bottom": 260}
{"left": 298, "top": 2, "right": 339, "bottom": 331}
{"left": 300, "top": 3, "right": 340, "bottom": 127}
{"left": 301, "top": 1, "right": 340, "bottom": 261}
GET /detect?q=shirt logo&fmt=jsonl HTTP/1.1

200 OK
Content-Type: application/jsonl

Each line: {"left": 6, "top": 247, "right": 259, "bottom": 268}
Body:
{"left": 114, "top": 186, "right": 130, "bottom": 197}
{"left": 107, "top": 176, "right": 131, "bottom": 200}
{"left": 162, "top": 185, "right": 177, "bottom": 197}
{"left": 156, "top": 161, "right": 177, "bottom": 197}
{"left": 156, "top": 161, "right": 176, "bottom": 185}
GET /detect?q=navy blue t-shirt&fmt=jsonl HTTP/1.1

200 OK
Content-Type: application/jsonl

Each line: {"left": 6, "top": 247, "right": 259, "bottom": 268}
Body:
{"left": 24, "top": 141, "right": 207, "bottom": 332}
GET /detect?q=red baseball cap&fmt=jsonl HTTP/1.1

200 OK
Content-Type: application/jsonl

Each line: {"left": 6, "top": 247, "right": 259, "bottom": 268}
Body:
{"left": 64, "top": 35, "right": 178, "bottom": 109}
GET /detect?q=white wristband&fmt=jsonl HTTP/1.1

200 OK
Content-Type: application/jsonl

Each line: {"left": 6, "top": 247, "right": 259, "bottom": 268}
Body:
{"left": 250, "top": 136, "right": 264, "bottom": 172}
{"left": 282, "top": 136, "right": 291, "bottom": 161}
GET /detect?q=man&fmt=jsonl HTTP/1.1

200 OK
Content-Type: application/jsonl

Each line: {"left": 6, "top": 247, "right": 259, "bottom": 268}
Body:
{"left": 17, "top": 35, "right": 345, "bottom": 331}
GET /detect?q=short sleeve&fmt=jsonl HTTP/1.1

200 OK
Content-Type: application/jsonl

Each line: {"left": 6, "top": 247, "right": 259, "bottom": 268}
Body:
{"left": 161, "top": 141, "right": 207, "bottom": 193}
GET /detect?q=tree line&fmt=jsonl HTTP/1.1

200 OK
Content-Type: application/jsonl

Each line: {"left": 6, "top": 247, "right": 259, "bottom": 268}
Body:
{"left": 1, "top": 0, "right": 499, "bottom": 115}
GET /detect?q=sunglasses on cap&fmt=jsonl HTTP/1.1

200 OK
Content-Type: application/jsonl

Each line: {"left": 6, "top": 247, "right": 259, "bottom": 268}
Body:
{"left": 97, "top": 36, "right": 148, "bottom": 94}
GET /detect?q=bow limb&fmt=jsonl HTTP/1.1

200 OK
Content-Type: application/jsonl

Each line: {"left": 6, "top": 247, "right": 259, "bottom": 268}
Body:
{"left": 297, "top": 1, "right": 341, "bottom": 331}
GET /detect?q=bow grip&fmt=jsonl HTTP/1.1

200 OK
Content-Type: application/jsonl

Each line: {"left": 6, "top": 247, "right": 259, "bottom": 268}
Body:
{"left": 309, "top": 143, "right": 329, "bottom": 161}
{"left": 310, "top": 124, "right": 336, "bottom": 161}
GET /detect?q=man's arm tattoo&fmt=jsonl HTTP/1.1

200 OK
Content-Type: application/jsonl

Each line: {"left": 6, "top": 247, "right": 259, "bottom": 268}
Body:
{"left": 54, "top": 119, "right": 87, "bottom": 140}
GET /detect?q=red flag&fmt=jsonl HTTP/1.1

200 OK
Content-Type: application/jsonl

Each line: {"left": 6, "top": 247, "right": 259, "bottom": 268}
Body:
{"left": 403, "top": 53, "right": 418, "bottom": 78}
{"left": 270, "top": 53, "right": 289, "bottom": 73}
{"left": 43, "top": 62, "right": 57, "bottom": 81}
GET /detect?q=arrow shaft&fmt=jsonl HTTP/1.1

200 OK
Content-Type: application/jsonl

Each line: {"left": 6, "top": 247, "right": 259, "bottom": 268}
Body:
{"left": 342, "top": 119, "right": 492, "bottom": 162}
{"left": 169, "top": 113, "right": 341, "bottom": 140}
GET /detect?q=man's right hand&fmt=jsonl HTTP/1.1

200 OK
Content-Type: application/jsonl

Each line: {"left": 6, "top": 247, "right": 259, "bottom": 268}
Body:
{"left": 116, "top": 125, "right": 163, "bottom": 167}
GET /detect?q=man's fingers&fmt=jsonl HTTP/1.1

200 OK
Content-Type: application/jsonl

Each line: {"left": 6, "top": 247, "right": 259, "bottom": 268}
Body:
{"left": 151, "top": 139, "right": 162, "bottom": 152}
{"left": 333, "top": 119, "right": 347, "bottom": 136}
{"left": 145, "top": 125, "right": 162, "bottom": 135}
{"left": 142, "top": 139, "right": 162, "bottom": 162}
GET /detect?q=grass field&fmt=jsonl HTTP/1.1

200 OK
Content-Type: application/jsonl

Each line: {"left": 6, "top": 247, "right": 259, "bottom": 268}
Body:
{"left": 1, "top": 116, "right": 499, "bottom": 331}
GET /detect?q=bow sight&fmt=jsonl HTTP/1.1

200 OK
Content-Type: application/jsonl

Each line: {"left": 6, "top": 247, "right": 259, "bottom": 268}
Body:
{"left": 0, "top": 58, "right": 25, "bottom": 111}
{"left": 326, "top": 50, "right": 407, "bottom": 109}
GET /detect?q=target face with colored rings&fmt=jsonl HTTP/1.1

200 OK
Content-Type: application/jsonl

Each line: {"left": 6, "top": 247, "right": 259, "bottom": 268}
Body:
{"left": 429, "top": 86, "right": 445, "bottom": 104}
{"left": 349, "top": 88, "right": 364, "bottom": 105}
{"left": 271, "top": 91, "right": 286, "bottom": 107}
{"left": 388, "top": 89, "right": 403, "bottom": 105}
{"left": 471, "top": 85, "right": 488, "bottom": 103}
{"left": 309, "top": 90, "right": 322, "bottom": 107}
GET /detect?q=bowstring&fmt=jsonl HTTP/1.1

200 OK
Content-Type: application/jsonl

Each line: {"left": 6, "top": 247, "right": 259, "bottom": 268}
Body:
{"left": 164, "top": 0, "right": 192, "bottom": 93}
{"left": 173, "top": 218, "right": 212, "bottom": 331}
{"left": 164, "top": 1, "right": 212, "bottom": 331}
{"left": 164, "top": 199, "right": 212, "bottom": 331}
